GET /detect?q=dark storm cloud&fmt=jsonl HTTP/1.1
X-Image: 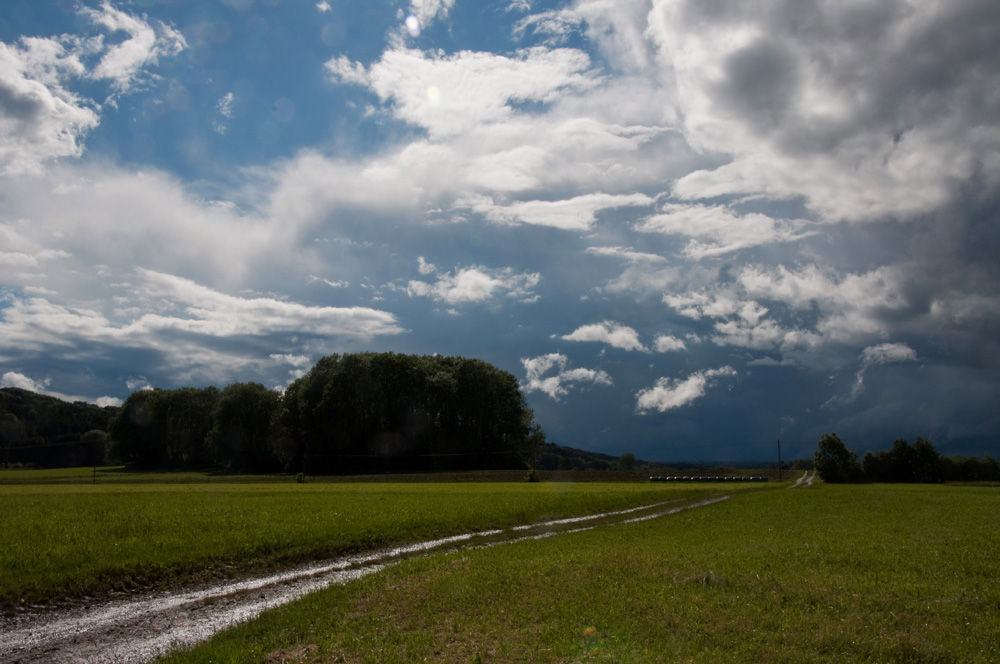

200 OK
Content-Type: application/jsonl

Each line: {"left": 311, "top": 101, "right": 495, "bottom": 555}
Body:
{"left": 716, "top": 40, "right": 798, "bottom": 132}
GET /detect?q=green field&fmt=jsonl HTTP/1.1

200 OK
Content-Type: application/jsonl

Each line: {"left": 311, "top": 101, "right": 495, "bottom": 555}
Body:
{"left": 0, "top": 475, "right": 737, "bottom": 607}
{"left": 158, "top": 483, "right": 1000, "bottom": 664}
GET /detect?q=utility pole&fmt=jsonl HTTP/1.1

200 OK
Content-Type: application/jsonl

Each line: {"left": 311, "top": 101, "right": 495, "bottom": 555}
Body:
{"left": 777, "top": 439, "right": 782, "bottom": 482}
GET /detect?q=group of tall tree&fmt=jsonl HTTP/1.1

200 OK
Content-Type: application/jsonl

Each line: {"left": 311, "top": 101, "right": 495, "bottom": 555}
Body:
{"left": 1, "top": 388, "right": 117, "bottom": 467}
{"left": 109, "top": 352, "right": 545, "bottom": 474}
{"left": 813, "top": 433, "right": 999, "bottom": 483}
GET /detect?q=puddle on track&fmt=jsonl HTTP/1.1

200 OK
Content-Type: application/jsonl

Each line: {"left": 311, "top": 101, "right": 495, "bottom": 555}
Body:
{"left": 1, "top": 494, "right": 729, "bottom": 663}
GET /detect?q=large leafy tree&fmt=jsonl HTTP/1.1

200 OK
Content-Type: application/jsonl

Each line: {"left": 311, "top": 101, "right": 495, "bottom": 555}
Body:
{"left": 208, "top": 382, "right": 280, "bottom": 472}
{"left": 813, "top": 433, "right": 861, "bottom": 483}
{"left": 282, "top": 352, "right": 543, "bottom": 474}
{"left": 108, "top": 387, "right": 221, "bottom": 468}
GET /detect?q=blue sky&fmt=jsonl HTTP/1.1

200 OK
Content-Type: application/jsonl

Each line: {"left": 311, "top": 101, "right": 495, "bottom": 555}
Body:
{"left": 2, "top": 0, "right": 999, "bottom": 462}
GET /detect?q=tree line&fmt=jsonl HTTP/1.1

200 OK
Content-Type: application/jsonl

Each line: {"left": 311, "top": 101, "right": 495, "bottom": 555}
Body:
{"left": 1, "top": 388, "right": 117, "bottom": 467}
{"left": 108, "top": 352, "right": 545, "bottom": 474}
{"left": 813, "top": 433, "right": 999, "bottom": 483}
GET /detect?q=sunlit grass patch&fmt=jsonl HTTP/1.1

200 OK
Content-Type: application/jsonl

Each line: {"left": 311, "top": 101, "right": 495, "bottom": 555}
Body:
{"left": 161, "top": 483, "right": 1000, "bottom": 663}
{"left": 0, "top": 480, "right": 732, "bottom": 607}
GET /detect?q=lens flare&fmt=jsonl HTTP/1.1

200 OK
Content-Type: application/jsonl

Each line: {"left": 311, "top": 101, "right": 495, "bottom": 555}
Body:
{"left": 405, "top": 15, "right": 420, "bottom": 37}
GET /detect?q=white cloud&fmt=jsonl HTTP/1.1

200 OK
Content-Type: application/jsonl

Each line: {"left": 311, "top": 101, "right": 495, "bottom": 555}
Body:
{"left": 515, "top": 0, "right": 656, "bottom": 73}
{"left": 0, "top": 39, "right": 99, "bottom": 175}
{"left": 0, "top": 4, "right": 184, "bottom": 175}
{"left": 417, "top": 256, "right": 437, "bottom": 275}
{"left": 636, "top": 366, "right": 736, "bottom": 414}
{"left": 636, "top": 203, "right": 814, "bottom": 258}
{"left": 217, "top": 93, "right": 233, "bottom": 118}
{"left": 1, "top": 371, "right": 50, "bottom": 392}
{"left": 406, "top": 265, "right": 540, "bottom": 304}
{"left": 83, "top": 2, "right": 186, "bottom": 94}
{"left": 0, "top": 166, "right": 288, "bottom": 294}
{"left": 560, "top": 321, "right": 647, "bottom": 352}
{"left": 647, "top": 0, "right": 1000, "bottom": 221}
{"left": 861, "top": 342, "right": 918, "bottom": 367}
{"left": 1, "top": 370, "right": 120, "bottom": 406}
{"left": 662, "top": 264, "right": 910, "bottom": 356}
{"left": 521, "top": 352, "right": 612, "bottom": 401}
{"left": 308, "top": 276, "right": 350, "bottom": 288}
{"left": 0, "top": 271, "right": 405, "bottom": 384}
{"left": 316, "top": 1, "right": 332, "bottom": 12}
{"left": 653, "top": 334, "right": 686, "bottom": 352}
{"left": 131, "top": 269, "right": 404, "bottom": 339}
{"left": 269, "top": 353, "right": 311, "bottom": 367}
{"left": 126, "top": 376, "right": 152, "bottom": 392}
{"left": 712, "top": 317, "right": 821, "bottom": 353}
{"left": 327, "top": 46, "right": 600, "bottom": 138}
{"left": 738, "top": 264, "right": 908, "bottom": 344}
{"left": 586, "top": 246, "right": 666, "bottom": 263}
{"left": 213, "top": 92, "right": 234, "bottom": 134}
{"left": 461, "top": 192, "right": 654, "bottom": 231}
{"left": 409, "top": 0, "right": 457, "bottom": 25}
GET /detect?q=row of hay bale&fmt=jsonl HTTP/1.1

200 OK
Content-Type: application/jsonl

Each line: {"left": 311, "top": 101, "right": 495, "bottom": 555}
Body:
{"left": 649, "top": 475, "right": 768, "bottom": 482}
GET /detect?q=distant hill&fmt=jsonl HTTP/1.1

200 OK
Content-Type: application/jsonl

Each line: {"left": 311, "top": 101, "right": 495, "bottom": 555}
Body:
{"left": 0, "top": 388, "right": 118, "bottom": 467}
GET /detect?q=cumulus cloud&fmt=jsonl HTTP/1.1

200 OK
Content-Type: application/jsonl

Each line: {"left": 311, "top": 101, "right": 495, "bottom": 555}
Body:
{"left": 132, "top": 269, "right": 405, "bottom": 338}
{"left": 0, "top": 270, "right": 405, "bottom": 385}
{"left": 0, "top": 3, "right": 184, "bottom": 175}
{"left": 737, "top": 264, "right": 908, "bottom": 344}
{"left": 648, "top": 0, "right": 1000, "bottom": 221}
{"left": 521, "top": 352, "right": 612, "bottom": 401}
{"left": 1, "top": 370, "right": 120, "bottom": 406}
{"left": 559, "top": 321, "right": 647, "bottom": 352}
{"left": 1, "top": 371, "right": 50, "bottom": 392}
{"left": 409, "top": 0, "right": 457, "bottom": 24}
{"left": 460, "top": 192, "right": 654, "bottom": 231}
{"left": 663, "top": 263, "right": 910, "bottom": 356}
{"left": 0, "top": 166, "right": 288, "bottom": 295}
{"left": 417, "top": 256, "right": 437, "bottom": 275}
{"left": 0, "top": 39, "right": 99, "bottom": 175}
{"left": 636, "top": 367, "right": 736, "bottom": 414}
{"left": 269, "top": 353, "right": 311, "bottom": 367}
{"left": 653, "top": 334, "right": 686, "bottom": 352}
{"left": 327, "top": 46, "right": 600, "bottom": 138}
{"left": 406, "top": 265, "right": 540, "bottom": 304}
{"left": 83, "top": 2, "right": 186, "bottom": 94}
{"left": 636, "top": 203, "right": 815, "bottom": 258}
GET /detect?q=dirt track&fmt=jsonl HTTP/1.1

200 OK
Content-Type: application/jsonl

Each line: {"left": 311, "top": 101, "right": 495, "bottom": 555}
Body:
{"left": 0, "top": 495, "right": 730, "bottom": 663}
{"left": 789, "top": 470, "right": 816, "bottom": 488}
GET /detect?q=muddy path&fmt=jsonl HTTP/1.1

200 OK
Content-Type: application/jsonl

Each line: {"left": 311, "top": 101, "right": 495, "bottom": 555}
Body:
{"left": 789, "top": 470, "right": 816, "bottom": 488}
{"left": 1, "top": 495, "right": 730, "bottom": 663}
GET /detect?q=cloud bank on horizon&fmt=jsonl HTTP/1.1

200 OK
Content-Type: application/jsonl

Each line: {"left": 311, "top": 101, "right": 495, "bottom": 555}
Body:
{"left": 1, "top": 0, "right": 998, "bottom": 460}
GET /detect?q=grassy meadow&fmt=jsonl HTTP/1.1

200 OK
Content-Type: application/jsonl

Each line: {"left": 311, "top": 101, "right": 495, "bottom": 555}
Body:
{"left": 158, "top": 483, "right": 1000, "bottom": 664}
{"left": 0, "top": 474, "right": 737, "bottom": 607}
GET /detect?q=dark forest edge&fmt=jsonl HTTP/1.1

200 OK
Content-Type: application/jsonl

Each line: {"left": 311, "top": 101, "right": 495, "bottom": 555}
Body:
{"left": 813, "top": 432, "right": 999, "bottom": 484}
{"left": 3, "top": 353, "right": 551, "bottom": 474}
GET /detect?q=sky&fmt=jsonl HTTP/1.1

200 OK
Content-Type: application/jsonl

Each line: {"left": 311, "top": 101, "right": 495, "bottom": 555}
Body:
{"left": 1, "top": 0, "right": 999, "bottom": 463}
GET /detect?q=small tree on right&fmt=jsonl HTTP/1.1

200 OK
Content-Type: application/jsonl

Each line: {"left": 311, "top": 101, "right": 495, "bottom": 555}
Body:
{"left": 813, "top": 433, "right": 862, "bottom": 483}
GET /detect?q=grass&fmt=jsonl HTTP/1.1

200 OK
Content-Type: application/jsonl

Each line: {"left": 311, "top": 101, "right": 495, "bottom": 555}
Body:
{"left": 0, "top": 478, "right": 741, "bottom": 607}
{"left": 159, "top": 483, "right": 1000, "bottom": 663}
{"left": 0, "top": 466, "right": 785, "bottom": 485}
{"left": 0, "top": 466, "right": 297, "bottom": 484}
